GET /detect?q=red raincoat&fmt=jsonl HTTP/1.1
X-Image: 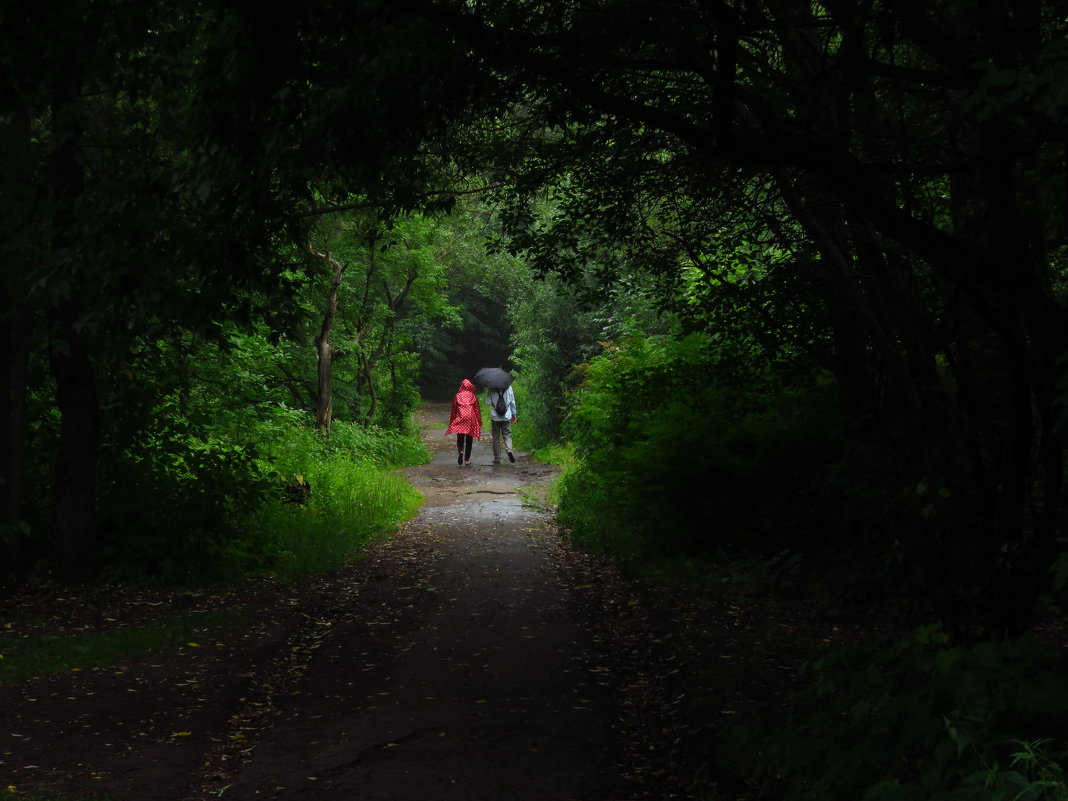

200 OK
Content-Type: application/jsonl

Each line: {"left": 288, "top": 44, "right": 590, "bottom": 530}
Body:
{"left": 446, "top": 379, "right": 482, "bottom": 438}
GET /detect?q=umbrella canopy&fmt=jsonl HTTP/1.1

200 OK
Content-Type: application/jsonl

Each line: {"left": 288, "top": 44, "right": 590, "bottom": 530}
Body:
{"left": 473, "top": 367, "right": 513, "bottom": 390}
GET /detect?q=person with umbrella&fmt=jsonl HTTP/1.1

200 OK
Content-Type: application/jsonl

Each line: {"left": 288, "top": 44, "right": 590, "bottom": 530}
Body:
{"left": 445, "top": 378, "right": 482, "bottom": 466}
{"left": 474, "top": 367, "right": 517, "bottom": 464}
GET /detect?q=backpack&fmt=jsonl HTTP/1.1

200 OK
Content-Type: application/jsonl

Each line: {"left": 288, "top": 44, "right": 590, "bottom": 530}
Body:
{"left": 494, "top": 389, "right": 507, "bottom": 417}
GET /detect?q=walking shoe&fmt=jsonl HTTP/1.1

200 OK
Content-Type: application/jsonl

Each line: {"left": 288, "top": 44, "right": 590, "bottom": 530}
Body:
{"left": 507, "top": 450, "right": 515, "bottom": 463}
{"left": 457, "top": 453, "right": 463, "bottom": 465}
{"left": 492, "top": 459, "right": 500, "bottom": 464}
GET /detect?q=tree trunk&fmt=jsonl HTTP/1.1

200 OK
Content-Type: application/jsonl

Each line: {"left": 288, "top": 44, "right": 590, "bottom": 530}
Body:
{"left": 0, "top": 305, "right": 33, "bottom": 577}
{"left": 1, "top": 106, "right": 36, "bottom": 578}
{"left": 47, "top": 67, "right": 99, "bottom": 580}
{"left": 309, "top": 244, "right": 345, "bottom": 431}
{"left": 361, "top": 357, "right": 378, "bottom": 427}
{"left": 48, "top": 309, "right": 99, "bottom": 579}
{"left": 315, "top": 335, "right": 337, "bottom": 431}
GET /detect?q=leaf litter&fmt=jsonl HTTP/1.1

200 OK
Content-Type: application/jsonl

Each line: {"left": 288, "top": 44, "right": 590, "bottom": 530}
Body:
{"left": 0, "top": 403, "right": 710, "bottom": 800}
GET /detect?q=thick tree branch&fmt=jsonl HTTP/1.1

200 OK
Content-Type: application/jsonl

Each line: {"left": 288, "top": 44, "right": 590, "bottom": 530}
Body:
{"left": 303, "top": 182, "right": 508, "bottom": 218}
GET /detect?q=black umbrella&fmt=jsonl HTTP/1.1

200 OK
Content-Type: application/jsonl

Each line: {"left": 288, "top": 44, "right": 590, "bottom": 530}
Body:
{"left": 473, "top": 367, "right": 513, "bottom": 390}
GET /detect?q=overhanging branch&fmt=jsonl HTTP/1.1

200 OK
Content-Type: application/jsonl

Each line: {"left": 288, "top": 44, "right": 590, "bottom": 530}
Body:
{"left": 301, "top": 182, "right": 508, "bottom": 218}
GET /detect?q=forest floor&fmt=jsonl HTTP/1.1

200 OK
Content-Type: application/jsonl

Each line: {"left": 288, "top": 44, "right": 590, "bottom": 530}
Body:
{"left": 0, "top": 404, "right": 705, "bottom": 801}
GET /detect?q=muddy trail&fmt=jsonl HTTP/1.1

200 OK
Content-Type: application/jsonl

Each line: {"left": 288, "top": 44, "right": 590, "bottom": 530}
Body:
{"left": 1, "top": 404, "right": 686, "bottom": 801}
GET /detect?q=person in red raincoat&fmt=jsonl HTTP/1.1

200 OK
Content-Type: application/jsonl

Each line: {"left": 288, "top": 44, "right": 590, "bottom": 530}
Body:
{"left": 445, "top": 378, "right": 482, "bottom": 466}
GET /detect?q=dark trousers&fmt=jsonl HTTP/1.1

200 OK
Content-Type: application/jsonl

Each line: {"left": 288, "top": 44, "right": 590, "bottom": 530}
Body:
{"left": 456, "top": 433, "right": 474, "bottom": 461}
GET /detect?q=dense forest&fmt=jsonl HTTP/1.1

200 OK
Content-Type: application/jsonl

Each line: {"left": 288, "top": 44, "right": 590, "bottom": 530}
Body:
{"left": 5, "top": 1, "right": 1068, "bottom": 798}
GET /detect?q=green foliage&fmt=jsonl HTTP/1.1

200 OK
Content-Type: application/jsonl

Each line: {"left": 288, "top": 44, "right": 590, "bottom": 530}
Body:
{"left": 530, "top": 442, "right": 575, "bottom": 469}
{"left": 0, "top": 608, "right": 245, "bottom": 685}
{"left": 957, "top": 740, "right": 1068, "bottom": 801}
{"left": 303, "top": 211, "right": 464, "bottom": 424}
{"left": 226, "top": 415, "right": 426, "bottom": 579}
{"left": 555, "top": 331, "right": 859, "bottom": 562}
{"left": 507, "top": 269, "right": 614, "bottom": 447}
{"left": 89, "top": 391, "right": 426, "bottom": 583}
{"left": 95, "top": 407, "right": 273, "bottom": 583}
{"left": 728, "top": 626, "right": 1068, "bottom": 801}
{"left": 3, "top": 249, "right": 436, "bottom": 584}
{"left": 403, "top": 204, "right": 524, "bottom": 399}
{"left": 441, "top": 0, "right": 1068, "bottom": 637}
{"left": 371, "top": 350, "right": 424, "bottom": 433}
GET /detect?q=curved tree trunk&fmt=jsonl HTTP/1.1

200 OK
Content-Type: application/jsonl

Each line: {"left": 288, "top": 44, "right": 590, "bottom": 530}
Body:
{"left": 308, "top": 244, "right": 346, "bottom": 432}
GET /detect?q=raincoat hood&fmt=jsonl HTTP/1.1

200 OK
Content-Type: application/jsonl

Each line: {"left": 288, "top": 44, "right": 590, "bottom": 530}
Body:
{"left": 455, "top": 379, "right": 479, "bottom": 406}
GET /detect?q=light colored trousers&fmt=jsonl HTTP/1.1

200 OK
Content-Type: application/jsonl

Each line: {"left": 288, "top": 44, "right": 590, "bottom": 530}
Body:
{"left": 491, "top": 419, "right": 513, "bottom": 461}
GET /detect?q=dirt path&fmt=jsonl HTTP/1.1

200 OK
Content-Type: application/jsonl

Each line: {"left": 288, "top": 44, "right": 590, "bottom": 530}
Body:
{"left": 215, "top": 404, "right": 627, "bottom": 800}
{"left": 2, "top": 404, "right": 651, "bottom": 801}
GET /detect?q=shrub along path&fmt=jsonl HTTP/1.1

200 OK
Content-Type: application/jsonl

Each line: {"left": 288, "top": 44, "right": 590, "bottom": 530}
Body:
{"left": 0, "top": 404, "right": 690, "bottom": 800}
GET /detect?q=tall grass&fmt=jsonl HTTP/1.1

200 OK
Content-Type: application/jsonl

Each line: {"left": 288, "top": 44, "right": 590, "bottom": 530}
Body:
{"left": 89, "top": 400, "right": 429, "bottom": 584}
{"left": 531, "top": 442, "right": 576, "bottom": 474}
{"left": 91, "top": 403, "right": 428, "bottom": 584}
{"left": 236, "top": 461, "right": 422, "bottom": 578}
{"left": 217, "top": 415, "right": 427, "bottom": 579}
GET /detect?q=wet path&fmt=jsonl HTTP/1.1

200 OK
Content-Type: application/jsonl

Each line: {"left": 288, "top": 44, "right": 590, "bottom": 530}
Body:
{"left": 221, "top": 404, "right": 626, "bottom": 800}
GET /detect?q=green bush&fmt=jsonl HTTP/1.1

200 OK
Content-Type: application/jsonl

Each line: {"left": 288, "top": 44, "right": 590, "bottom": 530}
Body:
{"left": 215, "top": 415, "right": 427, "bottom": 579}
{"left": 367, "top": 350, "right": 424, "bottom": 433}
{"left": 555, "top": 332, "right": 866, "bottom": 562}
{"left": 95, "top": 406, "right": 274, "bottom": 583}
{"left": 94, "top": 404, "right": 427, "bottom": 583}
{"left": 508, "top": 270, "right": 605, "bottom": 448}
{"left": 728, "top": 626, "right": 1068, "bottom": 801}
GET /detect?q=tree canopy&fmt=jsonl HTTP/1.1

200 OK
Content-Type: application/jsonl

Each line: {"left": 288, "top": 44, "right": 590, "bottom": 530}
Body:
{"left": 8, "top": 3, "right": 1068, "bottom": 798}
{"left": 4, "top": 0, "right": 1068, "bottom": 640}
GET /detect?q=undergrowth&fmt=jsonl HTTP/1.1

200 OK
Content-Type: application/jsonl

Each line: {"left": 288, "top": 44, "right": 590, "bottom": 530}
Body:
{"left": 220, "top": 415, "right": 426, "bottom": 580}
{"left": 719, "top": 624, "right": 1068, "bottom": 801}
{"left": 96, "top": 408, "right": 427, "bottom": 583}
{"left": 553, "top": 332, "right": 866, "bottom": 566}
{"left": 0, "top": 607, "right": 246, "bottom": 685}
{"left": 548, "top": 331, "right": 1068, "bottom": 800}
{"left": 599, "top": 549, "right": 1068, "bottom": 801}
